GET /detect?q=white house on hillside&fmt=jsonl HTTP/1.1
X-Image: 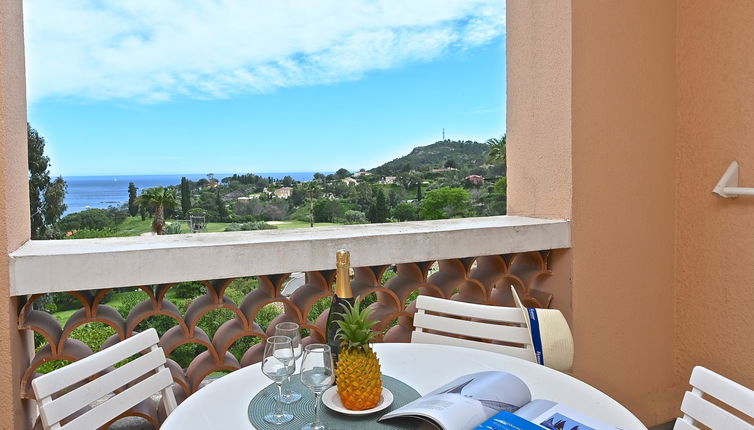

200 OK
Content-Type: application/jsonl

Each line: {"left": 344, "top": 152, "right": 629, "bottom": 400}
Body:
{"left": 274, "top": 187, "right": 293, "bottom": 198}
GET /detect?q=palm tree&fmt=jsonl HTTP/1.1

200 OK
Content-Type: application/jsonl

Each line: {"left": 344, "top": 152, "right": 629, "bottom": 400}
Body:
{"left": 305, "top": 182, "right": 319, "bottom": 227}
{"left": 139, "top": 187, "right": 178, "bottom": 235}
{"left": 486, "top": 135, "right": 506, "bottom": 164}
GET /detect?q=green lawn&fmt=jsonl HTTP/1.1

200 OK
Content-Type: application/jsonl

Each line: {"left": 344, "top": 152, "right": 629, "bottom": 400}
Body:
{"left": 273, "top": 221, "right": 337, "bottom": 229}
{"left": 115, "top": 217, "right": 153, "bottom": 236}
{"left": 204, "top": 222, "right": 231, "bottom": 232}
{"left": 52, "top": 308, "right": 79, "bottom": 325}
{"left": 52, "top": 289, "right": 183, "bottom": 327}
{"left": 110, "top": 217, "right": 340, "bottom": 237}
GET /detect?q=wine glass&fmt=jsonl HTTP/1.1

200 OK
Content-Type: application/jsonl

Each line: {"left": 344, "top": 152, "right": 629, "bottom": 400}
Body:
{"left": 261, "top": 336, "right": 296, "bottom": 425}
{"left": 275, "top": 322, "right": 303, "bottom": 404}
{"left": 299, "top": 344, "right": 334, "bottom": 430}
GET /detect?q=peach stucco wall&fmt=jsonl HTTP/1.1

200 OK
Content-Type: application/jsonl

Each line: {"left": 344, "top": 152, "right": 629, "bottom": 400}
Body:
{"left": 511, "top": 0, "right": 754, "bottom": 426}
{"left": 675, "top": 0, "right": 754, "bottom": 396}
{"left": 0, "top": 0, "right": 32, "bottom": 428}
{"left": 509, "top": 1, "right": 679, "bottom": 426}
{"left": 506, "top": 1, "right": 572, "bottom": 220}
{"left": 570, "top": 0, "right": 679, "bottom": 425}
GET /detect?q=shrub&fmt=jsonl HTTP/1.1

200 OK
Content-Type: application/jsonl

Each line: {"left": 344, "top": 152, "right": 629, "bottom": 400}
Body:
{"left": 164, "top": 222, "right": 183, "bottom": 235}
{"left": 70, "top": 322, "right": 116, "bottom": 352}
{"left": 172, "top": 281, "right": 205, "bottom": 299}
{"left": 65, "top": 228, "right": 120, "bottom": 239}
{"left": 289, "top": 206, "right": 311, "bottom": 222}
{"left": 43, "top": 292, "right": 81, "bottom": 312}
{"left": 419, "top": 187, "right": 472, "bottom": 220}
{"left": 57, "top": 209, "right": 114, "bottom": 232}
{"left": 392, "top": 202, "right": 418, "bottom": 221}
{"left": 255, "top": 304, "right": 282, "bottom": 331}
{"left": 224, "top": 223, "right": 242, "bottom": 232}
{"left": 343, "top": 210, "right": 368, "bottom": 224}
{"left": 112, "top": 291, "right": 150, "bottom": 319}
{"left": 233, "top": 215, "right": 256, "bottom": 223}
{"left": 240, "top": 221, "right": 277, "bottom": 231}
{"left": 187, "top": 208, "right": 207, "bottom": 216}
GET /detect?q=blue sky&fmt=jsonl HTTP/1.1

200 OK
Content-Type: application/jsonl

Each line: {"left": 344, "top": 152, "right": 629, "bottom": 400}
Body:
{"left": 24, "top": 1, "right": 506, "bottom": 176}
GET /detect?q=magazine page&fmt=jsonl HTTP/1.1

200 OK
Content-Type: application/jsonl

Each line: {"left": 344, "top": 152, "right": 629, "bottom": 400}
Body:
{"left": 379, "top": 371, "right": 532, "bottom": 430}
{"left": 476, "top": 399, "right": 623, "bottom": 430}
{"left": 525, "top": 400, "right": 623, "bottom": 430}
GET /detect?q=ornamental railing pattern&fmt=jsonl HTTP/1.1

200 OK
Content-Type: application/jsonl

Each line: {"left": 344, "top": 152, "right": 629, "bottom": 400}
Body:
{"left": 18, "top": 250, "right": 559, "bottom": 427}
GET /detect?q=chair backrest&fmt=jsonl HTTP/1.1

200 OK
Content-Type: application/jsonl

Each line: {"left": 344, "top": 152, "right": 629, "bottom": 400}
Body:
{"left": 32, "top": 328, "right": 177, "bottom": 430}
{"left": 411, "top": 295, "right": 536, "bottom": 362}
{"left": 674, "top": 366, "right": 754, "bottom": 430}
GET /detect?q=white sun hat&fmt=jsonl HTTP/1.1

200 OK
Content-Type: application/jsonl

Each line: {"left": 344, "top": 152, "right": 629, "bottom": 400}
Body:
{"left": 510, "top": 286, "right": 574, "bottom": 371}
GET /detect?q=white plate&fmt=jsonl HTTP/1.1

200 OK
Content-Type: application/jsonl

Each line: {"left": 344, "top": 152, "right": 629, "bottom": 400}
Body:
{"left": 321, "top": 386, "right": 394, "bottom": 415}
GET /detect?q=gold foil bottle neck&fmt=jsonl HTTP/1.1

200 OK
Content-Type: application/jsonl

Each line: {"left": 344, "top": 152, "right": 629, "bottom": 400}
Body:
{"left": 335, "top": 249, "right": 353, "bottom": 298}
{"left": 336, "top": 249, "right": 350, "bottom": 269}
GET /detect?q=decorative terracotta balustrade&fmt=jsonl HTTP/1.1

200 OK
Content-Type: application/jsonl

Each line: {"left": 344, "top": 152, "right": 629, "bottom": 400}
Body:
{"left": 11, "top": 217, "right": 570, "bottom": 427}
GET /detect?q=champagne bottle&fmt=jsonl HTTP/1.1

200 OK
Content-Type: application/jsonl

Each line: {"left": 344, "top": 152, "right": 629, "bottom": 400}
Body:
{"left": 326, "top": 249, "right": 355, "bottom": 368}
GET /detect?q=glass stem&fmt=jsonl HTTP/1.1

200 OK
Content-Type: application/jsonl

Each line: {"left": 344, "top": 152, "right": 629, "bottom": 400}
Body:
{"left": 275, "top": 382, "right": 284, "bottom": 415}
{"left": 282, "top": 375, "right": 291, "bottom": 397}
{"left": 313, "top": 392, "right": 321, "bottom": 425}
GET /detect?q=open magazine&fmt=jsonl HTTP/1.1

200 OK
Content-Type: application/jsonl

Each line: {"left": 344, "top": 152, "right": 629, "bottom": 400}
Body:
{"left": 379, "top": 371, "right": 623, "bottom": 430}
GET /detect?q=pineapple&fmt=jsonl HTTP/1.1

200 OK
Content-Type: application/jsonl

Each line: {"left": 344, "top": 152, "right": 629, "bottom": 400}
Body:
{"left": 334, "top": 298, "right": 383, "bottom": 410}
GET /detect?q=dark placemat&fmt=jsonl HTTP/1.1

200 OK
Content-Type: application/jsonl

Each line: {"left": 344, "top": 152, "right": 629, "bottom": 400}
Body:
{"left": 248, "top": 375, "right": 423, "bottom": 430}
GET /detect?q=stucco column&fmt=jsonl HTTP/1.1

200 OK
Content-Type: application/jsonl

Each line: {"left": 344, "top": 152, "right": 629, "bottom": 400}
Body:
{"left": 508, "top": 1, "right": 679, "bottom": 426}
{"left": 0, "top": 0, "right": 33, "bottom": 428}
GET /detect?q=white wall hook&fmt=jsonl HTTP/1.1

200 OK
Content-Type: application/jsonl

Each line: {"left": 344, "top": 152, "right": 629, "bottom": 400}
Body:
{"left": 712, "top": 161, "right": 754, "bottom": 198}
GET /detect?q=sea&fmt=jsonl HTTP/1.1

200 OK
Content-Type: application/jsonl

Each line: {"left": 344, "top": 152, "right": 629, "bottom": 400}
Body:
{"left": 63, "top": 172, "right": 321, "bottom": 215}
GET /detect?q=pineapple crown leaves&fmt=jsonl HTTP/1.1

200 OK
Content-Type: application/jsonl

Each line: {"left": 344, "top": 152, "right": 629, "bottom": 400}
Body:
{"left": 333, "top": 297, "right": 379, "bottom": 350}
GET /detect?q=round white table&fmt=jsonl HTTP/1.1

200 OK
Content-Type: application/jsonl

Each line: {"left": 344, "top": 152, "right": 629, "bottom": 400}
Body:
{"left": 162, "top": 343, "right": 646, "bottom": 430}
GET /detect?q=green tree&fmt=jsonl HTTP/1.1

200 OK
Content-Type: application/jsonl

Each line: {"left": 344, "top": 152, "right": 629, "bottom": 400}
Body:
{"left": 215, "top": 190, "right": 229, "bottom": 221}
{"left": 397, "top": 173, "right": 421, "bottom": 190}
{"left": 368, "top": 188, "right": 388, "bottom": 223}
{"left": 419, "top": 187, "right": 471, "bottom": 220}
{"left": 417, "top": 182, "right": 423, "bottom": 201}
{"left": 139, "top": 187, "right": 178, "bottom": 234}
{"left": 486, "top": 135, "right": 506, "bottom": 164}
{"left": 494, "top": 177, "right": 507, "bottom": 196}
{"left": 289, "top": 186, "right": 306, "bottom": 207}
{"left": 388, "top": 188, "right": 404, "bottom": 208}
{"left": 392, "top": 202, "right": 418, "bottom": 221}
{"left": 313, "top": 198, "right": 344, "bottom": 223}
{"left": 484, "top": 177, "right": 507, "bottom": 215}
{"left": 128, "top": 182, "right": 138, "bottom": 217}
{"left": 305, "top": 182, "right": 319, "bottom": 227}
{"left": 335, "top": 168, "right": 351, "bottom": 179}
{"left": 353, "top": 182, "right": 373, "bottom": 211}
{"left": 28, "top": 124, "right": 67, "bottom": 239}
{"left": 444, "top": 159, "right": 457, "bottom": 169}
{"left": 58, "top": 209, "right": 113, "bottom": 231}
{"left": 343, "top": 210, "right": 368, "bottom": 224}
{"left": 180, "top": 177, "right": 191, "bottom": 217}
{"left": 282, "top": 175, "right": 294, "bottom": 187}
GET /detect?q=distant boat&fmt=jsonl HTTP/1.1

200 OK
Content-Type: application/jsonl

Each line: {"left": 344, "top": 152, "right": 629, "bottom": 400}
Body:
{"left": 113, "top": 178, "right": 117, "bottom": 182}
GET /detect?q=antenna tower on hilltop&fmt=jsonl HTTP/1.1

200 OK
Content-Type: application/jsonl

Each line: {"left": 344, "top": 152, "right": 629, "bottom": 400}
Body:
{"left": 443, "top": 128, "right": 445, "bottom": 141}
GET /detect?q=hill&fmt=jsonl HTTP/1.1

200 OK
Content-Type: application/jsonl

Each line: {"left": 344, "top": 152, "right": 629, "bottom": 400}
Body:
{"left": 370, "top": 140, "right": 488, "bottom": 176}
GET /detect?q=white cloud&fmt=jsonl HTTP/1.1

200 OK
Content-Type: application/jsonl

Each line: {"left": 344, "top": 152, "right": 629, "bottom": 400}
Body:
{"left": 24, "top": 0, "right": 505, "bottom": 103}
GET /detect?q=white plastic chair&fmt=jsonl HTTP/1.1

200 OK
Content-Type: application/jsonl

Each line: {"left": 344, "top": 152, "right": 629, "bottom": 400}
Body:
{"left": 32, "top": 328, "right": 177, "bottom": 430}
{"left": 411, "top": 295, "right": 537, "bottom": 362}
{"left": 674, "top": 366, "right": 754, "bottom": 430}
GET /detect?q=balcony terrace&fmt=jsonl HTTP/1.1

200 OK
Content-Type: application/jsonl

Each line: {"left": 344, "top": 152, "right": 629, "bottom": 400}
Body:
{"left": 12, "top": 217, "right": 570, "bottom": 428}
{"left": 2, "top": 1, "right": 754, "bottom": 429}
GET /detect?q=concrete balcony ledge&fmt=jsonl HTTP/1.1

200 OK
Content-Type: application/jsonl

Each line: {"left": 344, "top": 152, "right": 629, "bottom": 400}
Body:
{"left": 9, "top": 216, "right": 570, "bottom": 296}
